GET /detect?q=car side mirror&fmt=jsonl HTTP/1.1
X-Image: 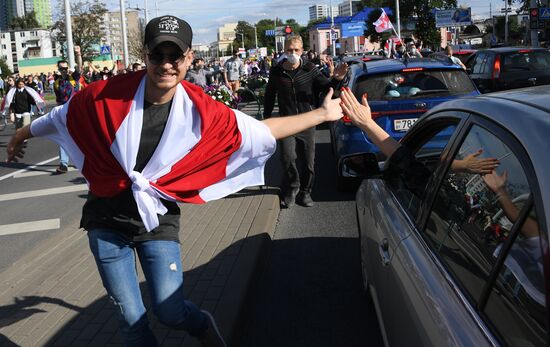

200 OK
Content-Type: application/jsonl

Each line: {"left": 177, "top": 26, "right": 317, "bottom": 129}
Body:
{"left": 339, "top": 153, "right": 383, "bottom": 179}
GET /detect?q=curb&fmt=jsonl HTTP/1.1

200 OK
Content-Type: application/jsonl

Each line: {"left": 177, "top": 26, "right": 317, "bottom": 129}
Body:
{"left": 217, "top": 187, "right": 280, "bottom": 346}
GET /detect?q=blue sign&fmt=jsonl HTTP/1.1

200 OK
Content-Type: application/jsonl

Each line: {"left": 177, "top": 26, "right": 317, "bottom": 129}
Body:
{"left": 341, "top": 22, "right": 366, "bottom": 38}
{"left": 100, "top": 45, "right": 111, "bottom": 55}
{"left": 435, "top": 8, "right": 472, "bottom": 28}
{"left": 264, "top": 30, "right": 275, "bottom": 36}
{"left": 540, "top": 8, "right": 550, "bottom": 20}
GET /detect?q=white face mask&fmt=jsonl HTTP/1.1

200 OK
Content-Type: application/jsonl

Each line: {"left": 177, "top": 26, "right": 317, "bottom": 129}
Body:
{"left": 286, "top": 53, "right": 301, "bottom": 65}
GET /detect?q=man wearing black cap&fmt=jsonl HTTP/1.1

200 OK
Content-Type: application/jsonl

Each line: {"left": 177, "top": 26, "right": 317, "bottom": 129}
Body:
{"left": 6, "top": 15, "right": 346, "bottom": 347}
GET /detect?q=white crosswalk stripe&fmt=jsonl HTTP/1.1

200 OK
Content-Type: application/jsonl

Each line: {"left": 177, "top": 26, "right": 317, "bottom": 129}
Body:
{"left": 0, "top": 184, "right": 88, "bottom": 202}
{"left": 0, "top": 219, "right": 60, "bottom": 236}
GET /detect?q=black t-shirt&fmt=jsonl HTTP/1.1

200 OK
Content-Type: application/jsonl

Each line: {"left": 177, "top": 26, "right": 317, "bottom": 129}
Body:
{"left": 12, "top": 89, "right": 35, "bottom": 114}
{"left": 80, "top": 99, "right": 182, "bottom": 242}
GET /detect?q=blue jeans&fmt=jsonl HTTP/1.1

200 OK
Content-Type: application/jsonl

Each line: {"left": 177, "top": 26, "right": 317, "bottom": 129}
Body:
{"left": 87, "top": 228, "right": 207, "bottom": 347}
{"left": 59, "top": 146, "right": 69, "bottom": 167}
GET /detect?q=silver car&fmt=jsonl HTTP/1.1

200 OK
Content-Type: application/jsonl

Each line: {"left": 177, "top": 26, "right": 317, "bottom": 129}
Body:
{"left": 342, "top": 86, "right": 550, "bottom": 346}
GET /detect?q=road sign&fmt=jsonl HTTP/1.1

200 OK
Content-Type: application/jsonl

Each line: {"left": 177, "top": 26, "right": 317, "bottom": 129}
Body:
{"left": 100, "top": 45, "right": 111, "bottom": 55}
{"left": 540, "top": 7, "right": 550, "bottom": 20}
{"left": 264, "top": 30, "right": 275, "bottom": 36}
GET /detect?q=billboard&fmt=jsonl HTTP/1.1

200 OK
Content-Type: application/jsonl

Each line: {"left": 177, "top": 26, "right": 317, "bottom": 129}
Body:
{"left": 341, "top": 22, "right": 366, "bottom": 38}
{"left": 435, "top": 8, "right": 472, "bottom": 28}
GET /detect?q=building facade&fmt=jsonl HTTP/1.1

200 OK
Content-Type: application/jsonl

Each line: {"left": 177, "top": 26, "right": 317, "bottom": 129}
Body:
{"left": 211, "top": 22, "right": 237, "bottom": 56}
{"left": 308, "top": 5, "right": 339, "bottom": 21}
{"left": 0, "top": 28, "right": 60, "bottom": 73}
{"left": 0, "top": 0, "right": 52, "bottom": 30}
{"left": 338, "top": 0, "right": 361, "bottom": 17}
{"left": 100, "top": 10, "right": 141, "bottom": 63}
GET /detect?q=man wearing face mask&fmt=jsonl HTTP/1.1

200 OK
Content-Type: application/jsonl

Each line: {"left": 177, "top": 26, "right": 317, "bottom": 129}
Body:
{"left": 186, "top": 57, "right": 219, "bottom": 89}
{"left": 223, "top": 49, "right": 245, "bottom": 95}
{"left": 263, "top": 35, "right": 348, "bottom": 208}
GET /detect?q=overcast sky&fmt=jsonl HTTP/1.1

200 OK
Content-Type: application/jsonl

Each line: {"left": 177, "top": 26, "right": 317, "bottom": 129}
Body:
{"left": 53, "top": 0, "right": 498, "bottom": 44}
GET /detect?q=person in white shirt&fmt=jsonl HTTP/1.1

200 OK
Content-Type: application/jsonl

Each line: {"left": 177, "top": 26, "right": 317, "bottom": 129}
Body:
{"left": 445, "top": 46, "right": 467, "bottom": 70}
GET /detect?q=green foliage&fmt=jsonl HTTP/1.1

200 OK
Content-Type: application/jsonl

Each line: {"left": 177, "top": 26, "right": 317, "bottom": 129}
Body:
{"left": 51, "top": 0, "right": 108, "bottom": 62}
{"left": 9, "top": 11, "right": 40, "bottom": 29}
{"left": 494, "top": 15, "right": 525, "bottom": 42}
{"left": 0, "top": 58, "right": 13, "bottom": 78}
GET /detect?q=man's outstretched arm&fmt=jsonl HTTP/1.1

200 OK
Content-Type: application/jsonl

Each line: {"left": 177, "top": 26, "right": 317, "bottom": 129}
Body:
{"left": 6, "top": 125, "right": 33, "bottom": 162}
{"left": 262, "top": 88, "right": 342, "bottom": 139}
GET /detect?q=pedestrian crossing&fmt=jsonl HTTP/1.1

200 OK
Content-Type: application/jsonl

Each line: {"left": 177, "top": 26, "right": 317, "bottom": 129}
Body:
{"left": 0, "top": 157, "right": 82, "bottom": 236}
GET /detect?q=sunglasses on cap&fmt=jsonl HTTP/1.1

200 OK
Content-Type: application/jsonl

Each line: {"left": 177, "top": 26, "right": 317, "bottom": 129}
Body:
{"left": 147, "top": 51, "right": 185, "bottom": 66}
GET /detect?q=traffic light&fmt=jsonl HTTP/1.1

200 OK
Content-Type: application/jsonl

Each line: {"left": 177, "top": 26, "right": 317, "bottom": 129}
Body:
{"left": 284, "top": 25, "right": 293, "bottom": 35}
{"left": 530, "top": 8, "right": 539, "bottom": 29}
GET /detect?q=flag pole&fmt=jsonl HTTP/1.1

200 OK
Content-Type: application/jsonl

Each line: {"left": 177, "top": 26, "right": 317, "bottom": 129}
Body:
{"left": 381, "top": 8, "right": 401, "bottom": 42}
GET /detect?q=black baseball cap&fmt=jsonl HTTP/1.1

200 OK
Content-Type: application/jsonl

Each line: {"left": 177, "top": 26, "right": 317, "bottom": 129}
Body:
{"left": 144, "top": 16, "right": 193, "bottom": 53}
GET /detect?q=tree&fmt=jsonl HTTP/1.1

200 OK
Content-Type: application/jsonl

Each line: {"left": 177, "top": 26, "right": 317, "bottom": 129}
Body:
{"left": 0, "top": 58, "right": 13, "bottom": 78}
{"left": 9, "top": 11, "right": 40, "bottom": 30}
{"left": 254, "top": 18, "right": 284, "bottom": 53}
{"left": 231, "top": 21, "right": 255, "bottom": 51}
{"left": 398, "top": 0, "right": 457, "bottom": 46}
{"left": 51, "top": 0, "right": 108, "bottom": 63}
{"left": 128, "top": 27, "right": 145, "bottom": 62}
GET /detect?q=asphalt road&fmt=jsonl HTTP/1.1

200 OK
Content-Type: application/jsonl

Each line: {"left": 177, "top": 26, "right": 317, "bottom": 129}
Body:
{"left": 0, "top": 104, "right": 88, "bottom": 273}
{"left": 240, "top": 126, "right": 383, "bottom": 346}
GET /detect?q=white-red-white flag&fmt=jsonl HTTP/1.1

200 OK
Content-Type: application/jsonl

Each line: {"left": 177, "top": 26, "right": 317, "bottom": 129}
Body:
{"left": 373, "top": 9, "right": 393, "bottom": 33}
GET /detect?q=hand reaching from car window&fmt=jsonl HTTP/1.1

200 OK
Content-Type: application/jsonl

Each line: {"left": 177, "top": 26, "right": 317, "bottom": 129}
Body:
{"left": 340, "top": 87, "right": 401, "bottom": 157}
{"left": 451, "top": 149, "right": 500, "bottom": 175}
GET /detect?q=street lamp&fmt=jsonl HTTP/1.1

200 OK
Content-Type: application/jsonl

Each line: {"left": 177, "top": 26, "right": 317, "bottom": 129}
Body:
{"left": 237, "top": 32, "right": 245, "bottom": 50}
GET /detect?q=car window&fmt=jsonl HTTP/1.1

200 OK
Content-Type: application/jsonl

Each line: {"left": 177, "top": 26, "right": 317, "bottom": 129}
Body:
{"left": 471, "top": 53, "right": 486, "bottom": 74}
{"left": 502, "top": 50, "right": 550, "bottom": 72}
{"left": 388, "top": 123, "right": 458, "bottom": 219}
{"left": 484, "top": 206, "right": 548, "bottom": 346}
{"left": 353, "top": 69, "right": 477, "bottom": 101}
{"left": 425, "top": 124, "right": 541, "bottom": 307}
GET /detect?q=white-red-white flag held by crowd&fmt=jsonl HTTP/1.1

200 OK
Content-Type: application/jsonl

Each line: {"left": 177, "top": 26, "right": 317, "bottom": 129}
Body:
{"left": 373, "top": 9, "right": 393, "bottom": 33}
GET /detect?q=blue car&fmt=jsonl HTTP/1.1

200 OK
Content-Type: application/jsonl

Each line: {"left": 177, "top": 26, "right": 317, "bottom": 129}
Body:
{"left": 331, "top": 57, "right": 480, "bottom": 190}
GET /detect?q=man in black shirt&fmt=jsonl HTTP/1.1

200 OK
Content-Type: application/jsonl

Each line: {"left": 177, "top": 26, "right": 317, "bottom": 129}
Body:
{"left": 264, "top": 36, "right": 347, "bottom": 207}
{"left": 11, "top": 79, "right": 37, "bottom": 129}
{"left": 7, "top": 16, "right": 346, "bottom": 347}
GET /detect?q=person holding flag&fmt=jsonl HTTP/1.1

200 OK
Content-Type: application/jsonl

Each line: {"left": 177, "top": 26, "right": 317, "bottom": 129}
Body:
{"left": 1, "top": 78, "right": 45, "bottom": 130}
{"left": 6, "top": 16, "right": 345, "bottom": 347}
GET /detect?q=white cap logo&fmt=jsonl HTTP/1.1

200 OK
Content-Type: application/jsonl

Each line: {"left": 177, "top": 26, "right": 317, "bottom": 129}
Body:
{"left": 158, "top": 16, "right": 179, "bottom": 33}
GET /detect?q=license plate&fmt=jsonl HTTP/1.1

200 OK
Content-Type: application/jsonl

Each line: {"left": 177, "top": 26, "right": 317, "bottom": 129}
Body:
{"left": 394, "top": 118, "right": 418, "bottom": 132}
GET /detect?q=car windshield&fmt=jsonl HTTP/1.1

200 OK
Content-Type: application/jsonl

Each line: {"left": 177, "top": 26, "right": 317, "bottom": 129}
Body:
{"left": 354, "top": 69, "right": 477, "bottom": 101}
{"left": 502, "top": 50, "right": 550, "bottom": 71}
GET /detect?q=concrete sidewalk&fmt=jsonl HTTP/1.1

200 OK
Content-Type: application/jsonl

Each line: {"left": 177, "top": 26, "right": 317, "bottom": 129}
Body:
{"left": 0, "top": 187, "right": 279, "bottom": 347}
{"left": 0, "top": 103, "right": 280, "bottom": 347}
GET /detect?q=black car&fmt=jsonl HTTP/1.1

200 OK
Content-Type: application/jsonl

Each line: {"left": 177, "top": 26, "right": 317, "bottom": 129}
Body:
{"left": 465, "top": 47, "right": 550, "bottom": 93}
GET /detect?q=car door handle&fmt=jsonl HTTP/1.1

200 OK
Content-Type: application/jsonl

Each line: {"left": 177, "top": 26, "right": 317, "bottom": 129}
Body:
{"left": 379, "top": 238, "right": 391, "bottom": 266}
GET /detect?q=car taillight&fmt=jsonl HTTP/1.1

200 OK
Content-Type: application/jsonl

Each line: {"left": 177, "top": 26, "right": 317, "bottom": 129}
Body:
{"left": 518, "top": 49, "right": 532, "bottom": 53}
{"left": 402, "top": 67, "right": 423, "bottom": 72}
{"left": 492, "top": 55, "right": 501, "bottom": 79}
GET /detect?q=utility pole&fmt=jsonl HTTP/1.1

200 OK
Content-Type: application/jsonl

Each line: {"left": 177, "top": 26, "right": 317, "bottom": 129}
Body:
{"left": 64, "top": 0, "right": 75, "bottom": 68}
{"left": 274, "top": 17, "right": 277, "bottom": 53}
{"left": 144, "top": 0, "right": 149, "bottom": 23}
{"left": 254, "top": 24, "right": 258, "bottom": 50}
{"left": 120, "top": 0, "right": 130, "bottom": 68}
{"left": 504, "top": 0, "right": 510, "bottom": 44}
{"left": 395, "top": 0, "right": 401, "bottom": 40}
{"left": 330, "top": 0, "right": 336, "bottom": 56}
